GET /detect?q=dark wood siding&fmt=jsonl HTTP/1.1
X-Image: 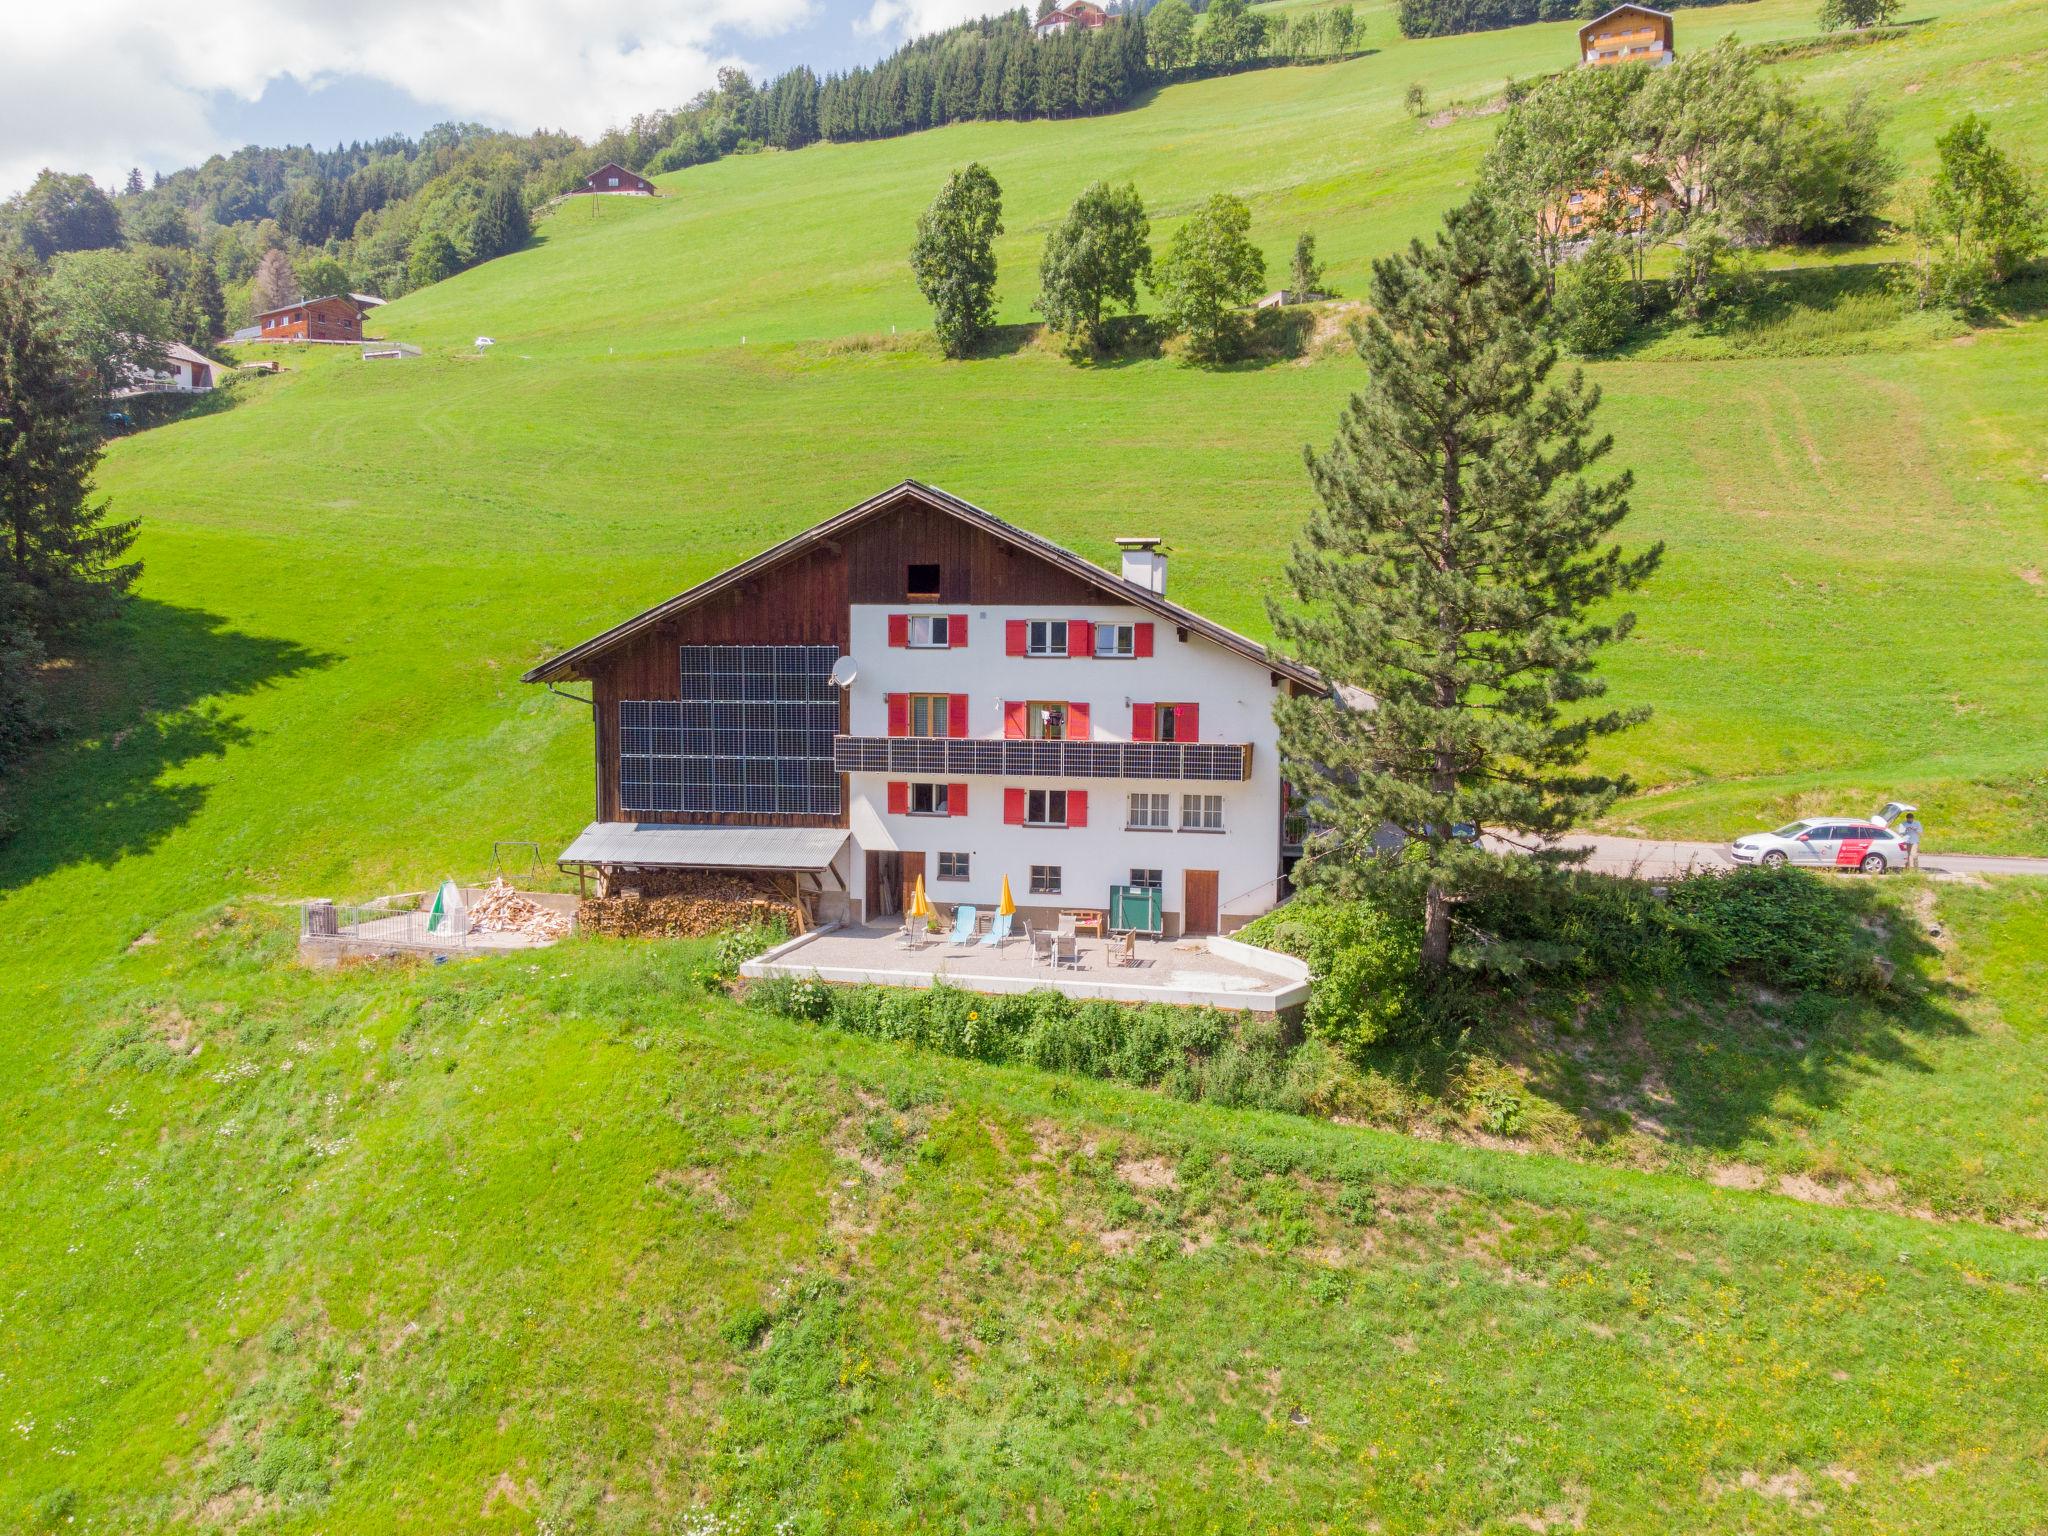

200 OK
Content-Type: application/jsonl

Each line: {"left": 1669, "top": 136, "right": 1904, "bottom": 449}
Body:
{"left": 589, "top": 544, "right": 849, "bottom": 826}
{"left": 846, "top": 499, "right": 1101, "bottom": 606}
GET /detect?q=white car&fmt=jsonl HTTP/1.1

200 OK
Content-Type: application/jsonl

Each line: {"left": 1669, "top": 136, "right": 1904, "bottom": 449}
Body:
{"left": 1730, "top": 819, "right": 1906, "bottom": 874}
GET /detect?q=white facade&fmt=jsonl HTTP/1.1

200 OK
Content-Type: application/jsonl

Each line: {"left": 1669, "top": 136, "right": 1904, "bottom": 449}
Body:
{"left": 836, "top": 601, "right": 1288, "bottom": 933}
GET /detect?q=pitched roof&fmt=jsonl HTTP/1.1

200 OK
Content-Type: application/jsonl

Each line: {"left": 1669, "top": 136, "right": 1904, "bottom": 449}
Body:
{"left": 252, "top": 294, "right": 362, "bottom": 321}
{"left": 521, "top": 480, "right": 1324, "bottom": 690}
{"left": 584, "top": 161, "right": 648, "bottom": 181}
{"left": 164, "top": 342, "right": 228, "bottom": 370}
{"left": 1578, "top": 3, "right": 1674, "bottom": 35}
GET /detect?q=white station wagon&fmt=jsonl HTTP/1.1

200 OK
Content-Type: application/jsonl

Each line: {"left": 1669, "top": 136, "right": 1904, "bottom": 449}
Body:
{"left": 1730, "top": 819, "right": 1906, "bottom": 874}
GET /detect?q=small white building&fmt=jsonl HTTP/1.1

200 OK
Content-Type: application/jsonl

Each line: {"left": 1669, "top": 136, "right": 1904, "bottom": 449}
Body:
{"left": 115, "top": 341, "right": 230, "bottom": 396}
{"left": 527, "top": 481, "right": 1325, "bottom": 936}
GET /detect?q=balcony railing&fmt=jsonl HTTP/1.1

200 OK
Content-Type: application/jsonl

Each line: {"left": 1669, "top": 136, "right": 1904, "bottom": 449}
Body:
{"left": 833, "top": 735, "right": 1252, "bottom": 782}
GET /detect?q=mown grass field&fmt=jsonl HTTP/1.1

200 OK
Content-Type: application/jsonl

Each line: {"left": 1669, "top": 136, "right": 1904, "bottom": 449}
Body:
{"left": 4, "top": 0, "right": 2048, "bottom": 1527}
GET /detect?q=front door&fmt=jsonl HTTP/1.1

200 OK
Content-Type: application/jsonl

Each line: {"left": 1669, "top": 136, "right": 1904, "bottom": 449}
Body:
{"left": 1794, "top": 825, "right": 1839, "bottom": 866}
{"left": 1183, "top": 869, "right": 1219, "bottom": 935}
{"left": 900, "top": 851, "right": 926, "bottom": 913}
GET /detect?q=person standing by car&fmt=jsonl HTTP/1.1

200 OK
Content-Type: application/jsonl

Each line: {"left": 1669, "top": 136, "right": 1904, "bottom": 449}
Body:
{"left": 1899, "top": 812, "right": 1924, "bottom": 870}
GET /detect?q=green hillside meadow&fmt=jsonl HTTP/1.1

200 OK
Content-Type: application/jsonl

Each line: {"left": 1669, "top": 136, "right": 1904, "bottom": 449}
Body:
{"left": 4, "top": 0, "right": 2048, "bottom": 1528}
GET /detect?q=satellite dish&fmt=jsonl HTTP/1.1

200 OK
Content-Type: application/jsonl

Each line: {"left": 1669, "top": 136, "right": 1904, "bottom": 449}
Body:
{"left": 830, "top": 655, "right": 858, "bottom": 690}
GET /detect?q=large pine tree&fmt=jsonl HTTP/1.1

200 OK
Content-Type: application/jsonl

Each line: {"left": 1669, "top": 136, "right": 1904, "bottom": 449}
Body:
{"left": 0, "top": 255, "right": 140, "bottom": 637}
{"left": 1271, "top": 198, "right": 1661, "bottom": 975}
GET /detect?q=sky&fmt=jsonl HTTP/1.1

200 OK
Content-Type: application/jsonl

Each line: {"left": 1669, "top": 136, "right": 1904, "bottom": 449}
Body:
{"left": 0, "top": 0, "right": 1026, "bottom": 200}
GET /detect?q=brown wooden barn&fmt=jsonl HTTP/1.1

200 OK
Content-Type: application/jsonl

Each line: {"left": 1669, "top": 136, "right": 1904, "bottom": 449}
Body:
{"left": 254, "top": 295, "right": 365, "bottom": 342}
{"left": 573, "top": 162, "right": 657, "bottom": 196}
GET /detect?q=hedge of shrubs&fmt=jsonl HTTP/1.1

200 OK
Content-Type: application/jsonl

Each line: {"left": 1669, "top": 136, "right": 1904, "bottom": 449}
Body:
{"left": 743, "top": 975, "right": 1340, "bottom": 1114}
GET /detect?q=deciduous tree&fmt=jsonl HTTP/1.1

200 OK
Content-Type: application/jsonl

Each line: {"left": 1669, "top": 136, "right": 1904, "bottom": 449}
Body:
{"left": 405, "top": 231, "right": 461, "bottom": 290}
{"left": 1290, "top": 230, "right": 1326, "bottom": 296}
{"left": 1818, "top": 0, "right": 1899, "bottom": 30}
{"left": 41, "top": 249, "right": 171, "bottom": 397}
{"left": 1270, "top": 199, "right": 1660, "bottom": 977}
{"left": 1151, "top": 192, "right": 1265, "bottom": 362}
{"left": 1036, "top": 181, "right": 1151, "bottom": 351}
{"left": 467, "top": 177, "right": 531, "bottom": 264}
{"left": 251, "top": 248, "right": 297, "bottom": 313}
{"left": 1914, "top": 112, "right": 2046, "bottom": 309}
{"left": 9, "top": 171, "right": 123, "bottom": 263}
{"left": 911, "top": 163, "right": 1004, "bottom": 358}
{"left": 1148, "top": 0, "right": 1196, "bottom": 68}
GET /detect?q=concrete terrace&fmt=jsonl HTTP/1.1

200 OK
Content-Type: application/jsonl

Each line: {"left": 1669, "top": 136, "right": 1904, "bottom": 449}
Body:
{"left": 741, "top": 924, "right": 1310, "bottom": 1012}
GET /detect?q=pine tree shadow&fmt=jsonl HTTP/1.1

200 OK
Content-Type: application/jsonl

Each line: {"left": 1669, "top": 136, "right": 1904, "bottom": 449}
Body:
{"left": 0, "top": 599, "right": 334, "bottom": 892}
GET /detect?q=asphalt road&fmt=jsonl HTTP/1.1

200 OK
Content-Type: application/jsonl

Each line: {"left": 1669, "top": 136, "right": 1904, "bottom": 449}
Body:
{"left": 1500, "top": 834, "right": 2048, "bottom": 881}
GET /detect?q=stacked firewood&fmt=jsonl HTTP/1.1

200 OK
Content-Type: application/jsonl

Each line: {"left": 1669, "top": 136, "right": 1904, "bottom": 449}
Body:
{"left": 468, "top": 878, "right": 572, "bottom": 940}
{"left": 577, "top": 894, "right": 801, "bottom": 940}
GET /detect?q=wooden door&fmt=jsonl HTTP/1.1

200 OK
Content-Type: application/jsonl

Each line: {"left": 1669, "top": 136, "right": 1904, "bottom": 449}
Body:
{"left": 1183, "top": 869, "right": 1219, "bottom": 935}
{"left": 900, "top": 851, "right": 926, "bottom": 910}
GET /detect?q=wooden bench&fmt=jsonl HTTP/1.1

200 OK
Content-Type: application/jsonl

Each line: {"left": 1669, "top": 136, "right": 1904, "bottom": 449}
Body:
{"left": 1060, "top": 909, "right": 1105, "bottom": 937}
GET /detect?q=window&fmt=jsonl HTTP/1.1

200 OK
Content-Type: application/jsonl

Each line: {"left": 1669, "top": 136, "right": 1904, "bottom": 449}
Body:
{"left": 906, "top": 562, "right": 942, "bottom": 598}
{"left": 1129, "top": 867, "right": 1163, "bottom": 892}
{"left": 1026, "top": 702, "right": 1069, "bottom": 740}
{"left": 1026, "top": 789, "right": 1068, "bottom": 827}
{"left": 1027, "top": 619, "right": 1069, "bottom": 657}
{"left": 907, "top": 614, "right": 951, "bottom": 649}
{"left": 1095, "top": 623, "right": 1135, "bottom": 657}
{"left": 1030, "top": 864, "right": 1062, "bottom": 895}
{"left": 909, "top": 782, "right": 951, "bottom": 816}
{"left": 1156, "top": 704, "right": 1192, "bottom": 743}
{"left": 909, "top": 694, "right": 953, "bottom": 737}
{"left": 1128, "top": 792, "right": 1170, "bottom": 830}
{"left": 937, "top": 851, "right": 970, "bottom": 882}
{"left": 607, "top": 176, "right": 619, "bottom": 186}
{"left": 1182, "top": 794, "right": 1224, "bottom": 831}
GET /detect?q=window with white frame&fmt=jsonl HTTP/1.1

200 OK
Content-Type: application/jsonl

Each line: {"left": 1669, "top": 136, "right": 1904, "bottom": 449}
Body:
{"left": 1127, "top": 792, "right": 1170, "bottom": 830}
{"left": 937, "top": 851, "right": 970, "bottom": 881}
{"left": 908, "top": 782, "right": 951, "bottom": 816}
{"left": 1026, "top": 619, "right": 1069, "bottom": 656}
{"left": 1095, "top": 622, "right": 1135, "bottom": 657}
{"left": 1128, "top": 867, "right": 1163, "bottom": 891}
{"left": 1026, "top": 789, "right": 1068, "bottom": 827}
{"left": 907, "top": 614, "right": 951, "bottom": 649}
{"left": 1030, "top": 864, "right": 1062, "bottom": 895}
{"left": 1182, "top": 793, "right": 1224, "bottom": 831}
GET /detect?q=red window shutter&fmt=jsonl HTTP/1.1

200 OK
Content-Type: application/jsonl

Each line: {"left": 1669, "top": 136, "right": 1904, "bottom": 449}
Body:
{"left": 1071, "top": 620, "right": 1095, "bottom": 658}
{"left": 1006, "top": 620, "right": 1027, "bottom": 656}
{"left": 948, "top": 783, "right": 968, "bottom": 816}
{"left": 885, "top": 693, "right": 908, "bottom": 737}
{"left": 1069, "top": 790, "right": 1088, "bottom": 828}
{"left": 886, "top": 780, "right": 908, "bottom": 814}
{"left": 948, "top": 694, "right": 968, "bottom": 738}
{"left": 1004, "top": 787, "right": 1026, "bottom": 825}
{"left": 1004, "top": 700, "right": 1027, "bottom": 739}
{"left": 887, "top": 614, "right": 908, "bottom": 647}
{"left": 1132, "top": 703, "right": 1155, "bottom": 742}
{"left": 1182, "top": 704, "right": 1199, "bottom": 743}
{"left": 1134, "top": 622, "right": 1155, "bottom": 657}
{"left": 949, "top": 613, "right": 968, "bottom": 647}
{"left": 1068, "top": 702, "right": 1090, "bottom": 741}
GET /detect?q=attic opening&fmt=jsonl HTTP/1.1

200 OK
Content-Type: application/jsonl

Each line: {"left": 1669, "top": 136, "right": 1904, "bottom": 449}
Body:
{"left": 906, "top": 562, "right": 942, "bottom": 599}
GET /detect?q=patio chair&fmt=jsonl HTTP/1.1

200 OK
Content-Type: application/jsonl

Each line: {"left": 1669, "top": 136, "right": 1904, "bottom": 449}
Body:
{"left": 1109, "top": 929, "right": 1137, "bottom": 969}
{"left": 1055, "top": 932, "right": 1081, "bottom": 970}
{"left": 1057, "top": 912, "right": 1077, "bottom": 939}
{"left": 1029, "top": 926, "right": 1056, "bottom": 967}
{"left": 945, "top": 906, "right": 978, "bottom": 946}
{"left": 977, "top": 912, "right": 1014, "bottom": 949}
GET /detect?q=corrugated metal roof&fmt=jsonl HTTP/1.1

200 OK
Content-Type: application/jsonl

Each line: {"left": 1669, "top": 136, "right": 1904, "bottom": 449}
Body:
{"left": 557, "top": 822, "right": 848, "bottom": 870}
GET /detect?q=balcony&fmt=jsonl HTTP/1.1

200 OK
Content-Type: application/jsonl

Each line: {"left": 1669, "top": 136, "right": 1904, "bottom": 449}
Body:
{"left": 833, "top": 735, "right": 1252, "bottom": 782}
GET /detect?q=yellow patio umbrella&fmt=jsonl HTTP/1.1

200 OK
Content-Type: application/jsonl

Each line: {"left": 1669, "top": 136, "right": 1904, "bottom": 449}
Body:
{"left": 907, "top": 872, "right": 931, "bottom": 921}
{"left": 998, "top": 874, "right": 1016, "bottom": 917}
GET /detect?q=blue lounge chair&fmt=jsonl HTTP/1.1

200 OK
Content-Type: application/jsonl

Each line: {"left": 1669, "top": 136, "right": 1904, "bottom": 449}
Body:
{"left": 977, "top": 912, "right": 1014, "bottom": 948}
{"left": 945, "top": 905, "right": 978, "bottom": 946}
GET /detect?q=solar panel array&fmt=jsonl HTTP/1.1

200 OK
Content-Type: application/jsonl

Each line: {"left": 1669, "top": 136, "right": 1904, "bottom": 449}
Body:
{"left": 832, "top": 736, "right": 1249, "bottom": 782}
{"left": 619, "top": 645, "right": 841, "bottom": 816}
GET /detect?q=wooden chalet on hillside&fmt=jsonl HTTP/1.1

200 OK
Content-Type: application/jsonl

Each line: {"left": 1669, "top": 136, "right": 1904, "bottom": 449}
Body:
{"left": 525, "top": 481, "right": 1326, "bottom": 936}
{"left": 1035, "top": 0, "right": 1109, "bottom": 36}
{"left": 254, "top": 294, "right": 366, "bottom": 342}
{"left": 572, "top": 162, "right": 656, "bottom": 196}
{"left": 1579, "top": 4, "right": 1675, "bottom": 66}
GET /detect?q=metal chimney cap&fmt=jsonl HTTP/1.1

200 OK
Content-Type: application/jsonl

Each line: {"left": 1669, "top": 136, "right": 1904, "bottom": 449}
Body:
{"left": 1113, "top": 536, "right": 1165, "bottom": 550}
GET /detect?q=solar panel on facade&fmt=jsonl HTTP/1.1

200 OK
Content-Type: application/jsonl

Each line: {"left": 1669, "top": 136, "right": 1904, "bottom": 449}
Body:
{"left": 619, "top": 644, "right": 841, "bottom": 816}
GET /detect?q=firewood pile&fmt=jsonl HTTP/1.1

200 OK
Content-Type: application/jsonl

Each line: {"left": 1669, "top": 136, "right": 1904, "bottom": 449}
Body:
{"left": 468, "top": 878, "right": 572, "bottom": 940}
{"left": 577, "top": 893, "right": 801, "bottom": 940}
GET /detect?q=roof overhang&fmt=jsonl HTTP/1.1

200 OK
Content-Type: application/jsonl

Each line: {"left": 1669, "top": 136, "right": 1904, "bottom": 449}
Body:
{"left": 558, "top": 822, "right": 849, "bottom": 871}
{"left": 521, "top": 479, "right": 1324, "bottom": 691}
{"left": 1579, "top": 3, "right": 1673, "bottom": 37}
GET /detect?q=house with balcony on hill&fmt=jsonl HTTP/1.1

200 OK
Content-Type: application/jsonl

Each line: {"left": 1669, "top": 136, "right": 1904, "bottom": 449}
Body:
{"left": 1578, "top": 4, "right": 1675, "bottom": 66}
{"left": 524, "top": 481, "right": 1325, "bottom": 941}
{"left": 1035, "top": 0, "right": 1109, "bottom": 36}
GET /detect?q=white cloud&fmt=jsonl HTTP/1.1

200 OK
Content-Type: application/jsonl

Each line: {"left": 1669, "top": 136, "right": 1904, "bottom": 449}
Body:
{"left": 855, "top": 0, "right": 1013, "bottom": 38}
{"left": 0, "top": 0, "right": 819, "bottom": 197}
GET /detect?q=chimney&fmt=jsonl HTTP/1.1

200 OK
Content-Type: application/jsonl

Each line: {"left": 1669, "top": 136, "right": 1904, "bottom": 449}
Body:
{"left": 1115, "top": 536, "right": 1167, "bottom": 596}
